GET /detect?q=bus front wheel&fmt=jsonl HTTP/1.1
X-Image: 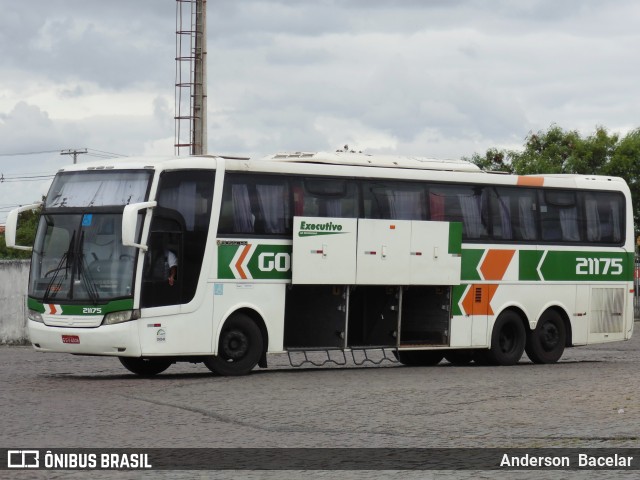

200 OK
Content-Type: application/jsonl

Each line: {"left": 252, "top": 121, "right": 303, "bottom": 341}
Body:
{"left": 488, "top": 310, "right": 526, "bottom": 366}
{"left": 525, "top": 310, "right": 566, "bottom": 364}
{"left": 119, "top": 357, "right": 172, "bottom": 376}
{"left": 204, "top": 313, "right": 264, "bottom": 376}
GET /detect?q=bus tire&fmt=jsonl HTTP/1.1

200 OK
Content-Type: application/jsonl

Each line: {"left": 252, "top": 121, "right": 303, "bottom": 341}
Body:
{"left": 444, "top": 349, "right": 475, "bottom": 365}
{"left": 488, "top": 310, "right": 526, "bottom": 366}
{"left": 119, "top": 357, "right": 172, "bottom": 376}
{"left": 525, "top": 309, "right": 566, "bottom": 364}
{"left": 204, "top": 313, "right": 263, "bottom": 376}
{"left": 395, "top": 350, "right": 444, "bottom": 366}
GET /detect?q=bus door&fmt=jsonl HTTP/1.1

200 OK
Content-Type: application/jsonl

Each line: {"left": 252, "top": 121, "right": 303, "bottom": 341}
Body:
{"left": 141, "top": 209, "right": 184, "bottom": 308}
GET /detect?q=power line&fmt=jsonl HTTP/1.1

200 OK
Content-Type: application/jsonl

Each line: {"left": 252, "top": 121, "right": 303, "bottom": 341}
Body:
{"left": 0, "top": 149, "right": 62, "bottom": 157}
{"left": 86, "top": 148, "right": 128, "bottom": 158}
{"left": 0, "top": 147, "right": 128, "bottom": 158}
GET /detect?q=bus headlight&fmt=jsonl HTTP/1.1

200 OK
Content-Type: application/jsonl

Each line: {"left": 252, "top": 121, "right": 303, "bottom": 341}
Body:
{"left": 28, "top": 309, "right": 44, "bottom": 323}
{"left": 103, "top": 309, "right": 141, "bottom": 325}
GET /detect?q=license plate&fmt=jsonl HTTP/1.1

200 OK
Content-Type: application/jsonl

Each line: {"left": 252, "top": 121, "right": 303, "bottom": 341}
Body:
{"left": 61, "top": 335, "right": 80, "bottom": 344}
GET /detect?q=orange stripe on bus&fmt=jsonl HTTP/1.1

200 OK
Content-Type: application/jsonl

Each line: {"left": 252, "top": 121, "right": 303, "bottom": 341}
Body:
{"left": 480, "top": 249, "right": 516, "bottom": 280}
{"left": 517, "top": 176, "right": 544, "bottom": 186}
{"left": 461, "top": 284, "right": 499, "bottom": 316}
{"left": 235, "top": 244, "right": 252, "bottom": 279}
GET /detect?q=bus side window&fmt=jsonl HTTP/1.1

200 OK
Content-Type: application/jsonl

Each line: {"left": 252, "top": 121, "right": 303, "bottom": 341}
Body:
{"left": 219, "top": 173, "right": 291, "bottom": 236}
{"left": 219, "top": 178, "right": 254, "bottom": 234}
{"left": 364, "top": 181, "right": 427, "bottom": 220}
{"left": 488, "top": 188, "right": 514, "bottom": 240}
{"left": 255, "top": 182, "right": 290, "bottom": 234}
{"left": 428, "top": 185, "right": 488, "bottom": 240}
{"left": 540, "top": 190, "right": 580, "bottom": 242}
{"left": 294, "top": 177, "right": 358, "bottom": 218}
{"left": 584, "top": 191, "right": 624, "bottom": 244}
{"left": 493, "top": 187, "right": 538, "bottom": 242}
{"left": 150, "top": 170, "right": 215, "bottom": 306}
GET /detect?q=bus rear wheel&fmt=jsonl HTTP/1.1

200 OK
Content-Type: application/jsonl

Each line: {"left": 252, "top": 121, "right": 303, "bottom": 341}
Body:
{"left": 395, "top": 350, "right": 444, "bottom": 366}
{"left": 119, "top": 357, "right": 172, "bottom": 376}
{"left": 204, "top": 313, "right": 263, "bottom": 376}
{"left": 488, "top": 310, "right": 526, "bottom": 366}
{"left": 525, "top": 310, "right": 566, "bottom": 364}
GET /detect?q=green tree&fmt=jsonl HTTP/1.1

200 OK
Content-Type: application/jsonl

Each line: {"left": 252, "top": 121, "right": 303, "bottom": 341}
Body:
{"left": 603, "top": 128, "right": 640, "bottom": 227}
{"left": 0, "top": 207, "right": 41, "bottom": 259}
{"left": 466, "top": 124, "right": 640, "bottom": 230}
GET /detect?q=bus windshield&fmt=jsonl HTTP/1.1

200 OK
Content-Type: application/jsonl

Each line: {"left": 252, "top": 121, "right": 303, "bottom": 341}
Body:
{"left": 46, "top": 170, "right": 151, "bottom": 208}
{"left": 29, "top": 170, "right": 152, "bottom": 304}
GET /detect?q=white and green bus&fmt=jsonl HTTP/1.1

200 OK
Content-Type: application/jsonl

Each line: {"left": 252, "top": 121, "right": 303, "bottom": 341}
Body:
{"left": 6, "top": 151, "right": 635, "bottom": 375}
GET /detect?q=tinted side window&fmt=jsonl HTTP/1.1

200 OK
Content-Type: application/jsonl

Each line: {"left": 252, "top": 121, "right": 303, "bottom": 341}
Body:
{"left": 583, "top": 191, "right": 624, "bottom": 244}
{"left": 363, "top": 181, "right": 427, "bottom": 220}
{"left": 429, "top": 185, "right": 488, "bottom": 240}
{"left": 143, "top": 169, "right": 215, "bottom": 307}
{"left": 539, "top": 190, "right": 580, "bottom": 242}
{"left": 491, "top": 187, "right": 538, "bottom": 241}
{"left": 292, "top": 177, "right": 358, "bottom": 218}
{"left": 219, "top": 174, "right": 291, "bottom": 236}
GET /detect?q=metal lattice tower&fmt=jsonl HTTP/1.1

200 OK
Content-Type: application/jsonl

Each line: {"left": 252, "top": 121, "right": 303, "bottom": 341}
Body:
{"left": 175, "top": 0, "right": 207, "bottom": 156}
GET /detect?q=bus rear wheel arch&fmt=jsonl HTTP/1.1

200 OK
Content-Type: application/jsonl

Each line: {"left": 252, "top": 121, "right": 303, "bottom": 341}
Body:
{"left": 525, "top": 308, "right": 567, "bottom": 364}
{"left": 204, "top": 312, "right": 264, "bottom": 376}
{"left": 487, "top": 309, "right": 527, "bottom": 366}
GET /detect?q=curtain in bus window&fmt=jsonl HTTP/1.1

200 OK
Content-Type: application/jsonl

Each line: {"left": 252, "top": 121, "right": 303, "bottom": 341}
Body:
{"left": 457, "top": 193, "right": 486, "bottom": 238}
{"left": 429, "top": 192, "right": 445, "bottom": 221}
{"left": 109, "top": 179, "right": 149, "bottom": 206}
{"left": 559, "top": 207, "right": 580, "bottom": 241}
{"left": 610, "top": 200, "right": 621, "bottom": 242}
{"left": 292, "top": 186, "right": 304, "bottom": 217}
{"left": 158, "top": 182, "right": 197, "bottom": 230}
{"left": 389, "top": 190, "right": 425, "bottom": 220}
{"left": 325, "top": 199, "right": 342, "bottom": 217}
{"left": 48, "top": 178, "right": 149, "bottom": 207}
{"left": 496, "top": 194, "right": 513, "bottom": 240}
{"left": 585, "top": 198, "right": 601, "bottom": 242}
{"left": 256, "top": 184, "right": 289, "bottom": 234}
{"left": 518, "top": 196, "right": 537, "bottom": 240}
{"left": 232, "top": 184, "right": 254, "bottom": 233}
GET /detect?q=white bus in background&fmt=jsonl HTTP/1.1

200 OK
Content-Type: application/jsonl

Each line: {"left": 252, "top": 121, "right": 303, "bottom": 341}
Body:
{"left": 6, "top": 151, "right": 635, "bottom": 376}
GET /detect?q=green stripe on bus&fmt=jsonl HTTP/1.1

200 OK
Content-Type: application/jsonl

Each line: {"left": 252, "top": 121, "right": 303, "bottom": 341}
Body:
{"left": 28, "top": 298, "right": 134, "bottom": 315}
{"left": 451, "top": 284, "right": 467, "bottom": 316}
{"left": 520, "top": 250, "right": 634, "bottom": 282}
{"left": 448, "top": 222, "right": 462, "bottom": 255}
{"left": 218, "top": 243, "right": 293, "bottom": 280}
{"left": 519, "top": 250, "right": 544, "bottom": 281}
{"left": 460, "top": 249, "right": 483, "bottom": 281}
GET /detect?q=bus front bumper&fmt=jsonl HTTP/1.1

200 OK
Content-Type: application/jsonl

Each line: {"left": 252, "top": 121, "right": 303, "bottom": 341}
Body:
{"left": 28, "top": 319, "right": 142, "bottom": 357}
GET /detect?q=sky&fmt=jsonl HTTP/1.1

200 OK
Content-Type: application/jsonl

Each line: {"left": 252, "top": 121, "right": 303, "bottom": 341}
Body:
{"left": 1, "top": 0, "right": 639, "bottom": 224}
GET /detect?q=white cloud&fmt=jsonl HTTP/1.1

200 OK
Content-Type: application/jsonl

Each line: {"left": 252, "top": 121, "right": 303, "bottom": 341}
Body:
{"left": 2, "top": 0, "right": 640, "bottom": 223}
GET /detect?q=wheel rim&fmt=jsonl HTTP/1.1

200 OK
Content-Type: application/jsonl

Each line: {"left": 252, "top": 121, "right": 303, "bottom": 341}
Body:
{"left": 499, "top": 324, "right": 517, "bottom": 354}
{"left": 221, "top": 329, "right": 249, "bottom": 360}
{"left": 540, "top": 322, "right": 560, "bottom": 352}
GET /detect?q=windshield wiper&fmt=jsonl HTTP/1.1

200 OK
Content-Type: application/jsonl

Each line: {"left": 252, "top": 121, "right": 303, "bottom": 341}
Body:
{"left": 76, "top": 230, "right": 100, "bottom": 305}
{"left": 43, "top": 230, "right": 75, "bottom": 304}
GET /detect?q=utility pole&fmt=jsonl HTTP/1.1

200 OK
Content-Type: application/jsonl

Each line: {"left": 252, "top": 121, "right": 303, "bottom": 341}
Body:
{"left": 175, "top": 0, "right": 207, "bottom": 156}
{"left": 60, "top": 148, "right": 88, "bottom": 164}
{"left": 192, "top": 0, "right": 207, "bottom": 155}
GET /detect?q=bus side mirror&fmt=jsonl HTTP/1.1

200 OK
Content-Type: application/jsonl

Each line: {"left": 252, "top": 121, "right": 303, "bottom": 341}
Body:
{"left": 122, "top": 201, "right": 157, "bottom": 251}
{"left": 5, "top": 202, "right": 43, "bottom": 251}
